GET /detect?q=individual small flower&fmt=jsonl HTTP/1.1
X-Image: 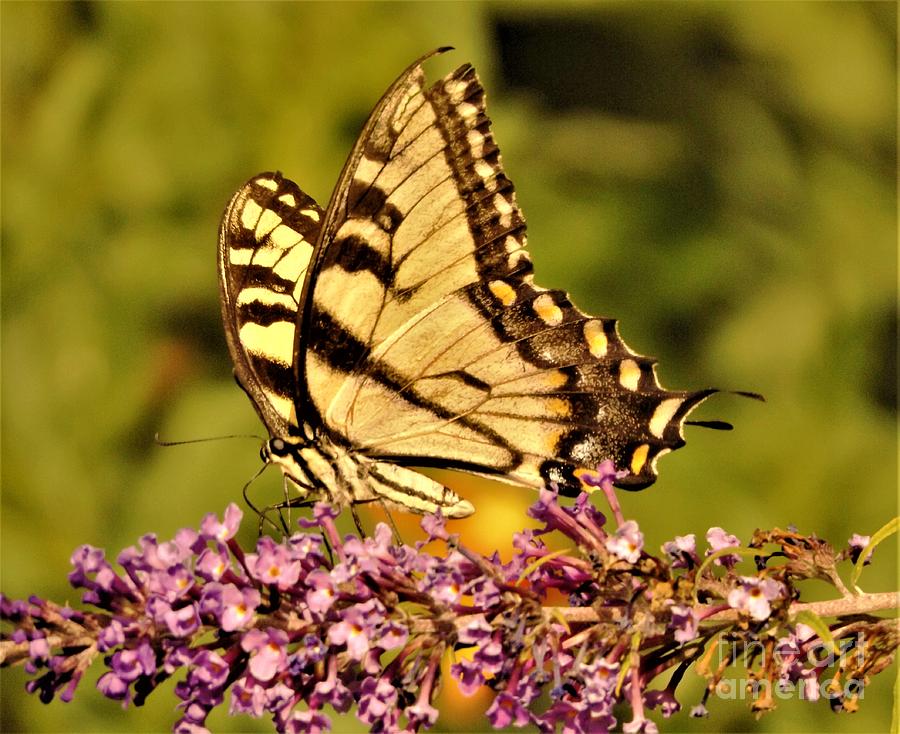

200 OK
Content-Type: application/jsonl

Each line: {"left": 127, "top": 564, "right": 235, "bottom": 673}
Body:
{"left": 661, "top": 534, "right": 699, "bottom": 569}
{"left": 706, "top": 527, "right": 742, "bottom": 568}
{"left": 305, "top": 570, "right": 336, "bottom": 615}
{"left": 290, "top": 634, "right": 327, "bottom": 673}
{"left": 606, "top": 520, "right": 644, "bottom": 563}
{"left": 579, "top": 459, "right": 627, "bottom": 491}
{"left": 356, "top": 676, "right": 398, "bottom": 725}
{"left": 244, "top": 536, "right": 302, "bottom": 591}
{"left": 420, "top": 510, "right": 450, "bottom": 542}
{"left": 311, "top": 657, "right": 352, "bottom": 712}
{"left": 669, "top": 604, "right": 699, "bottom": 643}
{"left": 727, "top": 577, "right": 786, "bottom": 621}
{"left": 240, "top": 628, "right": 288, "bottom": 682}
{"left": 581, "top": 656, "right": 619, "bottom": 706}
{"left": 485, "top": 690, "right": 531, "bottom": 728}
{"left": 195, "top": 546, "right": 230, "bottom": 582}
{"left": 848, "top": 533, "right": 874, "bottom": 565}
{"left": 328, "top": 601, "right": 385, "bottom": 661}
{"left": 218, "top": 584, "right": 260, "bottom": 632}
{"left": 96, "top": 671, "right": 130, "bottom": 701}
{"left": 163, "top": 603, "right": 200, "bottom": 637}
{"left": 451, "top": 657, "right": 485, "bottom": 696}
{"left": 229, "top": 677, "right": 266, "bottom": 717}
{"left": 406, "top": 699, "right": 439, "bottom": 730}
{"left": 109, "top": 640, "right": 155, "bottom": 682}
{"left": 623, "top": 715, "right": 659, "bottom": 733}
{"left": 199, "top": 503, "right": 242, "bottom": 543}
{"left": 690, "top": 703, "right": 709, "bottom": 717}
{"left": 288, "top": 708, "right": 331, "bottom": 734}
{"left": 645, "top": 688, "right": 681, "bottom": 717}
{"left": 457, "top": 615, "right": 493, "bottom": 645}
{"left": 97, "top": 619, "right": 125, "bottom": 652}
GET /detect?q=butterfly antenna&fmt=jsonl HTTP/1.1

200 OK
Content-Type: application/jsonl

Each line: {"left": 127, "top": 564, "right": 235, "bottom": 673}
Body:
{"left": 154, "top": 432, "right": 264, "bottom": 447}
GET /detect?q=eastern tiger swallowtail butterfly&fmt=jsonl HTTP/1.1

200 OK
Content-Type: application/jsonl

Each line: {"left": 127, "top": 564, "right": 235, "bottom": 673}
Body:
{"left": 217, "top": 48, "right": 719, "bottom": 519}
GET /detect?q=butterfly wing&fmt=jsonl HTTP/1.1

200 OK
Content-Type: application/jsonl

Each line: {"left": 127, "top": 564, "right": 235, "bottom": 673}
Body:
{"left": 218, "top": 173, "right": 324, "bottom": 436}
{"left": 294, "top": 51, "right": 716, "bottom": 495}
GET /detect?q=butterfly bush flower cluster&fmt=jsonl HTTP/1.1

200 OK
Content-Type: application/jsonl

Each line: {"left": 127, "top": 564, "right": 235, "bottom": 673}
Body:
{"left": 2, "top": 462, "right": 898, "bottom": 733}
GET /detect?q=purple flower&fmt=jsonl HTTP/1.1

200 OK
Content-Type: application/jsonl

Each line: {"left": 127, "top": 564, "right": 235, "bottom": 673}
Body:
{"left": 624, "top": 716, "right": 659, "bottom": 734}
{"left": 147, "top": 564, "right": 195, "bottom": 602}
{"left": 218, "top": 584, "right": 260, "bottom": 632}
{"left": 110, "top": 640, "right": 155, "bottom": 682}
{"left": 645, "top": 688, "right": 681, "bottom": 717}
{"left": 606, "top": 520, "right": 643, "bottom": 563}
{"left": 486, "top": 691, "right": 532, "bottom": 728}
{"left": 311, "top": 656, "right": 352, "bottom": 712}
{"left": 661, "top": 534, "right": 699, "bottom": 568}
{"left": 96, "top": 671, "right": 130, "bottom": 701}
{"left": 669, "top": 604, "right": 699, "bottom": 643}
{"left": 706, "top": 527, "right": 742, "bottom": 568}
{"left": 406, "top": 699, "right": 439, "bottom": 730}
{"left": 290, "top": 634, "right": 327, "bottom": 672}
{"left": 451, "top": 657, "right": 485, "bottom": 696}
{"left": 240, "top": 628, "right": 288, "bottom": 682}
{"left": 244, "top": 536, "right": 302, "bottom": 590}
{"left": 229, "top": 677, "right": 266, "bottom": 717}
{"left": 727, "top": 577, "right": 785, "bottom": 620}
{"left": 199, "top": 503, "right": 242, "bottom": 542}
{"left": 164, "top": 603, "right": 200, "bottom": 637}
{"left": 287, "top": 709, "right": 331, "bottom": 734}
{"left": 195, "top": 547, "right": 230, "bottom": 582}
{"left": 581, "top": 656, "right": 619, "bottom": 706}
{"left": 97, "top": 620, "right": 126, "bottom": 652}
{"left": 357, "top": 676, "right": 398, "bottom": 725}
{"left": 375, "top": 619, "right": 408, "bottom": 651}
{"left": 690, "top": 703, "right": 709, "bottom": 717}
{"left": 420, "top": 510, "right": 450, "bottom": 541}
{"left": 305, "top": 570, "right": 336, "bottom": 615}
{"left": 579, "top": 459, "right": 627, "bottom": 491}
{"left": 457, "top": 615, "right": 493, "bottom": 645}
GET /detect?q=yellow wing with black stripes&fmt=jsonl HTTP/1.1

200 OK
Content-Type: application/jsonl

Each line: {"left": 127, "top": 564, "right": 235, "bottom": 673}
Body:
{"left": 218, "top": 49, "right": 720, "bottom": 515}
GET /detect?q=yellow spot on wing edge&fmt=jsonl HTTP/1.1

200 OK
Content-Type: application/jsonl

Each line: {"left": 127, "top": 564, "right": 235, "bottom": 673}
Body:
{"left": 255, "top": 177, "right": 278, "bottom": 191}
{"left": 649, "top": 398, "right": 684, "bottom": 439}
{"left": 489, "top": 280, "right": 516, "bottom": 306}
{"left": 584, "top": 320, "right": 608, "bottom": 358}
{"left": 545, "top": 370, "right": 568, "bottom": 389}
{"left": 533, "top": 293, "right": 563, "bottom": 326}
{"left": 619, "top": 359, "right": 641, "bottom": 391}
{"left": 630, "top": 443, "right": 650, "bottom": 475}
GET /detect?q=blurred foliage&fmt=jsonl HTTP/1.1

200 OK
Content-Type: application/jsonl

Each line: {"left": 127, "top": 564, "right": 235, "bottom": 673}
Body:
{"left": 1, "top": 2, "right": 896, "bottom": 733}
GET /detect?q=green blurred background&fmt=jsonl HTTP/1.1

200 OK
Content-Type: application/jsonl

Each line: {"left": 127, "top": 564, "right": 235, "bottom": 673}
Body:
{"left": 1, "top": 2, "right": 896, "bottom": 732}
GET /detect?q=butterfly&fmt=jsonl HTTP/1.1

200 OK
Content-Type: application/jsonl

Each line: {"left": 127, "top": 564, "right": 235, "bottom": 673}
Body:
{"left": 217, "top": 48, "right": 721, "bottom": 519}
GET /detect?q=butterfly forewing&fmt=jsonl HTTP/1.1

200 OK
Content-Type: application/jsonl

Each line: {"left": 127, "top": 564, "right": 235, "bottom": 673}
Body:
{"left": 294, "top": 52, "right": 715, "bottom": 496}
{"left": 218, "top": 173, "right": 324, "bottom": 435}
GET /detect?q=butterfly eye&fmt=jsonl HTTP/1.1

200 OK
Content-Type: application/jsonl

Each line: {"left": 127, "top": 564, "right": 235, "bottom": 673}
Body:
{"left": 269, "top": 438, "right": 287, "bottom": 455}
